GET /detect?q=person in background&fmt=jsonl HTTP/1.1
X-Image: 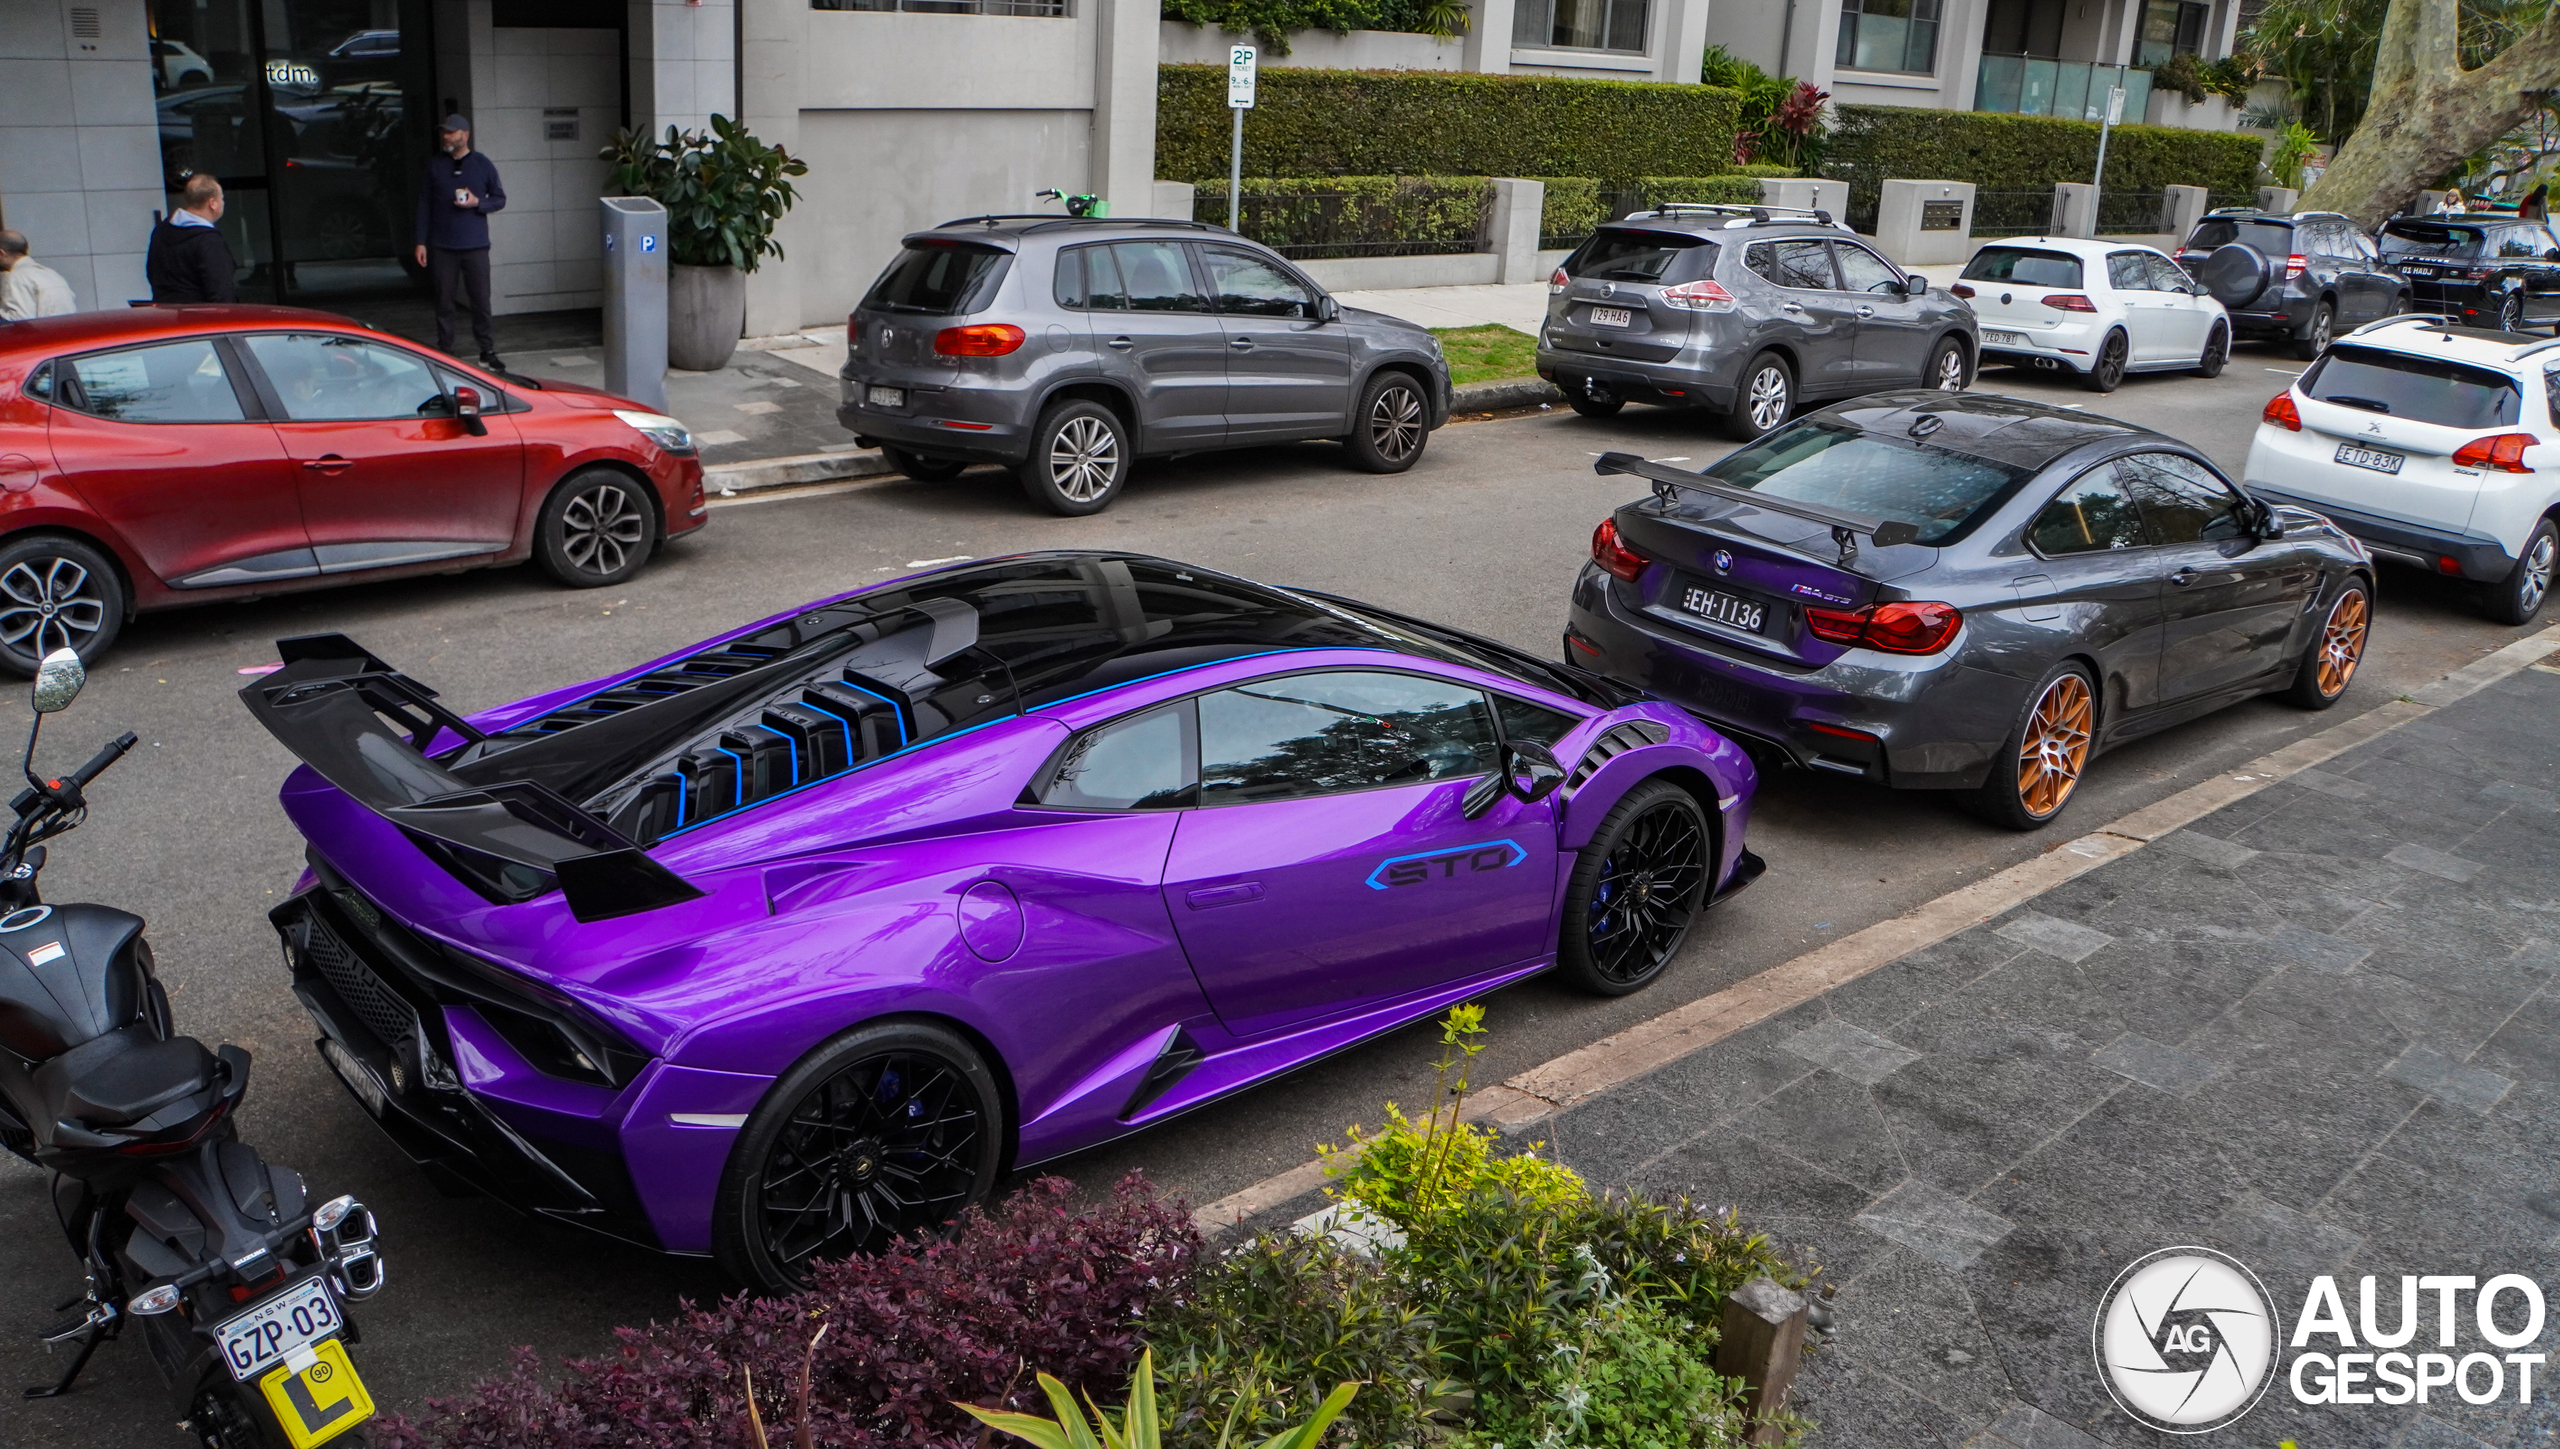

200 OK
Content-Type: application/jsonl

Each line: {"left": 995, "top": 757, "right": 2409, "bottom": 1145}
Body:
{"left": 146, "top": 174, "right": 238, "bottom": 303}
{"left": 0, "top": 231, "right": 76, "bottom": 319}
{"left": 414, "top": 113, "right": 506, "bottom": 371}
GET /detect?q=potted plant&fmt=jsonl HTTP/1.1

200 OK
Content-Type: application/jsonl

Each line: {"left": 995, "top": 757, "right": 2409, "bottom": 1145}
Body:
{"left": 600, "top": 115, "right": 807, "bottom": 371}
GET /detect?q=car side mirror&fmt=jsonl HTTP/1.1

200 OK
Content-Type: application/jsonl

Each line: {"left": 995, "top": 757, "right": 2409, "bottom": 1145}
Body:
{"left": 1903, "top": 275, "right": 1928, "bottom": 296}
{"left": 1315, "top": 294, "right": 1340, "bottom": 323}
{"left": 2544, "top": 248, "right": 2559, "bottom": 262}
{"left": 1505, "top": 739, "right": 1566, "bottom": 805}
{"left": 450, "top": 386, "right": 488, "bottom": 436}
{"left": 2252, "top": 500, "right": 2285, "bottom": 539}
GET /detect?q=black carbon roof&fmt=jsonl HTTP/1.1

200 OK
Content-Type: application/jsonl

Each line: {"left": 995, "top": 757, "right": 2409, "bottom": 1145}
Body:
{"left": 1821, "top": 390, "right": 2155, "bottom": 470}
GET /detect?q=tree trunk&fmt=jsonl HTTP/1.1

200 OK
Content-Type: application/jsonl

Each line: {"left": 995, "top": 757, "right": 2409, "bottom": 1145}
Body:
{"left": 2300, "top": 0, "right": 2560, "bottom": 228}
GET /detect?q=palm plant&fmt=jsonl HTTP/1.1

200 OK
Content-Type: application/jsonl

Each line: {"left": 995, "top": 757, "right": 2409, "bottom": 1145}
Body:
{"left": 958, "top": 1349, "right": 1360, "bottom": 1449}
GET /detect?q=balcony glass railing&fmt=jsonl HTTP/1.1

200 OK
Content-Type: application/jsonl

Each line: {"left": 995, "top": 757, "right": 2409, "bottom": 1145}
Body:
{"left": 1974, "top": 54, "right": 2153, "bottom": 121}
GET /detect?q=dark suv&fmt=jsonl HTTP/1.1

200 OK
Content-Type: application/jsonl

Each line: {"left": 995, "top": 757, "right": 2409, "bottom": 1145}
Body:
{"left": 2376, "top": 214, "right": 2560, "bottom": 333}
{"left": 1535, "top": 205, "right": 1977, "bottom": 442}
{"left": 837, "top": 216, "right": 1452, "bottom": 515}
{"left": 2176, "top": 209, "right": 2406, "bottom": 358}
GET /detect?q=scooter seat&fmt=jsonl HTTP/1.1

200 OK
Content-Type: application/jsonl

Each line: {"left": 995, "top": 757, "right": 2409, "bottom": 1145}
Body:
{"left": 31, "top": 1027, "right": 219, "bottom": 1132}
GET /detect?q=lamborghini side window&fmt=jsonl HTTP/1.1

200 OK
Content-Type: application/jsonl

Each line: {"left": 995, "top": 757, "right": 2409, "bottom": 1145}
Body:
{"left": 1036, "top": 702, "right": 1197, "bottom": 810}
{"left": 1496, "top": 695, "right": 1581, "bottom": 747}
{"left": 1198, "top": 670, "right": 1498, "bottom": 804}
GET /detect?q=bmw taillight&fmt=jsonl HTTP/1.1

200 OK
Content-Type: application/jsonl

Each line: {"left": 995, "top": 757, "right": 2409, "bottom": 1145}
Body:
{"left": 2285, "top": 253, "right": 2308, "bottom": 280}
{"left": 2263, "top": 392, "right": 2302, "bottom": 431}
{"left": 2452, "top": 432, "right": 2538, "bottom": 472}
{"left": 1802, "top": 601, "right": 1962, "bottom": 653}
{"left": 1950, "top": 282, "right": 1976, "bottom": 299}
{"left": 934, "top": 323, "right": 1026, "bottom": 357}
{"left": 2041, "top": 293, "right": 2098, "bottom": 312}
{"left": 1659, "top": 279, "right": 1736, "bottom": 312}
{"left": 1549, "top": 267, "right": 1570, "bottom": 296}
{"left": 1591, "top": 518, "right": 1651, "bottom": 581}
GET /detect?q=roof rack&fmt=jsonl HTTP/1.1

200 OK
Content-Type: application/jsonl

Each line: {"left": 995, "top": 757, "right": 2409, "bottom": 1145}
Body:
{"left": 931, "top": 214, "right": 1223, "bottom": 234}
{"left": 1625, "top": 202, "right": 1839, "bottom": 229}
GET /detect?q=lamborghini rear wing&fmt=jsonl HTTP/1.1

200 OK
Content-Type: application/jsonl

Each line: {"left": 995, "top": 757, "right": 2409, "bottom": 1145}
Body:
{"left": 239, "top": 635, "right": 703, "bottom": 923}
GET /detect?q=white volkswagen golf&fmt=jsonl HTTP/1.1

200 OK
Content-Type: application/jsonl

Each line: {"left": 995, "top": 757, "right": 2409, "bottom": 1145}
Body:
{"left": 2245, "top": 315, "right": 2560, "bottom": 624}
{"left": 1954, "top": 237, "right": 2231, "bottom": 392}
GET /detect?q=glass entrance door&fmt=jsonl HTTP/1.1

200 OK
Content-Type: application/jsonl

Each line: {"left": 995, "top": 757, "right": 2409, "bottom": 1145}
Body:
{"left": 147, "top": 0, "right": 433, "bottom": 304}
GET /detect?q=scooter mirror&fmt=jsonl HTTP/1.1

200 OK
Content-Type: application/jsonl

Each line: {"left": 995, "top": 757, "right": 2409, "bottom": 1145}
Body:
{"left": 30, "top": 648, "right": 82, "bottom": 714}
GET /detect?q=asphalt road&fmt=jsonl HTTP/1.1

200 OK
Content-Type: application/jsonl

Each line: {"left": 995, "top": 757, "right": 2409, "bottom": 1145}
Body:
{"left": 3, "top": 342, "right": 2545, "bottom": 1446}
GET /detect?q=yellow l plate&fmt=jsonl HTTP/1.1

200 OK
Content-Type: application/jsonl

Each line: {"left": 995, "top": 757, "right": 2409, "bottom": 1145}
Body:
{"left": 257, "top": 1337, "right": 375, "bottom": 1449}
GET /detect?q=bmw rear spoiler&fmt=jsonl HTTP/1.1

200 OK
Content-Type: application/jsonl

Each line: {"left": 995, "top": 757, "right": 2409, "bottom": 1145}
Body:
{"left": 239, "top": 635, "right": 704, "bottom": 923}
{"left": 1594, "top": 451, "right": 1919, "bottom": 562}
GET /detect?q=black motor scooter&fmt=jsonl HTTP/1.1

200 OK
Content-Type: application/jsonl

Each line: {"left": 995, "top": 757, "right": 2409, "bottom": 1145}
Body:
{"left": 0, "top": 647, "right": 387, "bottom": 1448}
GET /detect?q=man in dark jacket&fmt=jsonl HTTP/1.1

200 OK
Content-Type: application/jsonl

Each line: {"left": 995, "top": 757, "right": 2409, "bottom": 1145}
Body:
{"left": 414, "top": 114, "right": 507, "bottom": 369}
{"left": 145, "top": 175, "right": 238, "bottom": 303}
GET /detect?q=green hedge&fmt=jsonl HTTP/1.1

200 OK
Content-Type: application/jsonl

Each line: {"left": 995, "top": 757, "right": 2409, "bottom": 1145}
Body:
{"left": 1194, "top": 175, "right": 1491, "bottom": 255}
{"left": 1530, "top": 176, "right": 1603, "bottom": 239}
{"left": 1822, "top": 104, "right": 2261, "bottom": 221}
{"left": 1159, "top": 65, "right": 1741, "bottom": 187}
{"left": 1638, "top": 175, "right": 1765, "bottom": 206}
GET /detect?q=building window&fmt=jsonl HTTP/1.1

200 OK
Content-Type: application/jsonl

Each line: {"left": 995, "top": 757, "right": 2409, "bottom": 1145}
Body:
{"left": 1837, "top": 0, "right": 1940, "bottom": 74}
{"left": 1981, "top": 0, "right": 2063, "bottom": 58}
{"left": 812, "top": 0, "right": 1070, "bottom": 14}
{"left": 1512, "top": 0, "right": 1650, "bottom": 53}
{"left": 2137, "top": 0, "right": 2209, "bottom": 63}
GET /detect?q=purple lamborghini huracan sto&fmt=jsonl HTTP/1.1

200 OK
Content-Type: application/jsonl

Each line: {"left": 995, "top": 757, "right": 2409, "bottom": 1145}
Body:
{"left": 243, "top": 553, "right": 1762, "bottom": 1289}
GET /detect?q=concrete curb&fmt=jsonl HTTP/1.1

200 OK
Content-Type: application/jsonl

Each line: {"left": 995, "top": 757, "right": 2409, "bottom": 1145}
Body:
{"left": 699, "top": 376, "right": 1559, "bottom": 499}
{"left": 1189, "top": 624, "right": 2560, "bottom": 1233}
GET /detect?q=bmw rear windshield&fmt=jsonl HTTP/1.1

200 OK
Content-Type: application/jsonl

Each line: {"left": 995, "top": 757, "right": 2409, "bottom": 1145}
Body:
{"left": 1701, "top": 418, "right": 2037, "bottom": 547}
{"left": 2301, "top": 344, "right": 2521, "bottom": 429}
{"left": 864, "top": 238, "right": 1010, "bottom": 315}
{"left": 1566, "top": 231, "right": 1718, "bottom": 285}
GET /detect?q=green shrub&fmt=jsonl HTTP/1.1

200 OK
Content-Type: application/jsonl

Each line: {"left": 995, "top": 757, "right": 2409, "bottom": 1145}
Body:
{"left": 1821, "top": 103, "right": 2262, "bottom": 221}
{"left": 1158, "top": 66, "right": 1741, "bottom": 187}
{"left": 1530, "top": 175, "right": 1603, "bottom": 239}
{"left": 1730, "top": 163, "right": 1799, "bottom": 178}
{"left": 1194, "top": 175, "right": 1490, "bottom": 257}
{"left": 1160, "top": 0, "right": 1464, "bottom": 55}
{"left": 1462, "top": 1299, "right": 1751, "bottom": 1449}
{"left": 1145, "top": 1231, "right": 1448, "bottom": 1449}
{"left": 1321, "top": 1006, "right": 1587, "bottom": 1228}
{"left": 1639, "top": 175, "right": 1766, "bottom": 206}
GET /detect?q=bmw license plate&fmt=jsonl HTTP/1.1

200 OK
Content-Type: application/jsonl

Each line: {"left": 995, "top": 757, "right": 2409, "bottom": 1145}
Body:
{"left": 2335, "top": 443, "right": 2405, "bottom": 474}
{"left": 865, "top": 385, "right": 905, "bottom": 408}
{"left": 216, "top": 1277, "right": 345, "bottom": 1382}
{"left": 1588, "top": 306, "right": 1633, "bottom": 328}
{"left": 1982, "top": 329, "right": 2028, "bottom": 346}
{"left": 1679, "top": 585, "right": 1765, "bottom": 633}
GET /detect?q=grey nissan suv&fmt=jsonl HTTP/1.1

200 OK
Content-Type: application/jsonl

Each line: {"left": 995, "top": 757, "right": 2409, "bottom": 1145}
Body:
{"left": 837, "top": 216, "right": 1454, "bottom": 515}
{"left": 1535, "top": 204, "right": 1978, "bottom": 442}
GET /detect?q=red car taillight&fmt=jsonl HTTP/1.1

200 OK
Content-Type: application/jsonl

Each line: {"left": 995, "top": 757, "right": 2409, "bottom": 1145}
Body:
{"left": 1802, "top": 601, "right": 1962, "bottom": 654}
{"left": 2263, "top": 392, "right": 2302, "bottom": 431}
{"left": 935, "top": 323, "right": 1026, "bottom": 357}
{"left": 1658, "top": 279, "right": 1735, "bottom": 312}
{"left": 1591, "top": 518, "right": 1650, "bottom": 581}
{"left": 2041, "top": 293, "right": 2098, "bottom": 312}
{"left": 846, "top": 313, "right": 859, "bottom": 347}
{"left": 2452, "top": 432, "right": 2538, "bottom": 472}
{"left": 1950, "top": 282, "right": 1976, "bottom": 299}
{"left": 2285, "top": 254, "right": 2308, "bottom": 280}
{"left": 1549, "top": 267, "right": 1570, "bottom": 296}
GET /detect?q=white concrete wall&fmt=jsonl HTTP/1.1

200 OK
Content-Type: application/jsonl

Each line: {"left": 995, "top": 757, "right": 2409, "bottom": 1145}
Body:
{"left": 797, "top": 108, "right": 1090, "bottom": 326}
{"left": 0, "top": 0, "right": 161, "bottom": 309}
{"left": 630, "top": 0, "right": 738, "bottom": 135}
{"left": 478, "top": 26, "right": 619, "bottom": 315}
{"left": 1159, "top": 22, "right": 1462, "bottom": 71}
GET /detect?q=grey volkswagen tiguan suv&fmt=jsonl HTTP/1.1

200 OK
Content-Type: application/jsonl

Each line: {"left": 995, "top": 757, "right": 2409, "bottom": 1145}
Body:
{"left": 838, "top": 215, "right": 1454, "bottom": 515}
{"left": 1536, "top": 204, "right": 1978, "bottom": 441}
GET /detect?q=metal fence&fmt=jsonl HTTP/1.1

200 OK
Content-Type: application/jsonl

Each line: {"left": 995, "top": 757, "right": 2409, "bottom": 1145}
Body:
{"left": 2095, "top": 189, "right": 2169, "bottom": 235}
{"left": 1192, "top": 187, "right": 1493, "bottom": 261}
{"left": 1970, "top": 189, "right": 2059, "bottom": 238}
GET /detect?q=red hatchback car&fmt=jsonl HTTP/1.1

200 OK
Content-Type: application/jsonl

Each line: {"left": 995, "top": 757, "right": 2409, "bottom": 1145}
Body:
{"left": 0, "top": 305, "right": 707, "bottom": 672}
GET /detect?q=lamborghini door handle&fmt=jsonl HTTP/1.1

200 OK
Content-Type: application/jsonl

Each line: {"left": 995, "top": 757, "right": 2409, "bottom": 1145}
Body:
{"left": 1184, "top": 882, "right": 1265, "bottom": 909}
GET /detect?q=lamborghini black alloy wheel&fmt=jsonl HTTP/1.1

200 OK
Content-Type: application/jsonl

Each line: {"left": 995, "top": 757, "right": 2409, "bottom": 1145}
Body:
{"left": 753, "top": 1049, "right": 988, "bottom": 1273}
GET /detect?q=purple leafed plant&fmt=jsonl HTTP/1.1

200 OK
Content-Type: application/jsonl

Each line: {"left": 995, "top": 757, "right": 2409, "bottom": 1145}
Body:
{"left": 373, "top": 1175, "right": 1199, "bottom": 1449}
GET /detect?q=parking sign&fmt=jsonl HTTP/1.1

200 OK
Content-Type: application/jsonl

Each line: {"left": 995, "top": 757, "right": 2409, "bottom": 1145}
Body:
{"left": 1229, "top": 45, "right": 1256, "bottom": 108}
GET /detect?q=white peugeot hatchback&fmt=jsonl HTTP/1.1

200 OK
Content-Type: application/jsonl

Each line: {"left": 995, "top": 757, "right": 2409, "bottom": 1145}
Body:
{"left": 1953, "top": 237, "right": 2231, "bottom": 392}
{"left": 2245, "top": 315, "right": 2560, "bottom": 623}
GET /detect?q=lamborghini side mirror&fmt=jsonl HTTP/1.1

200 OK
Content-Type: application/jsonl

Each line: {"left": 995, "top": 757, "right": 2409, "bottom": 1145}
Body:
{"left": 1506, "top": 740, "right": 1566, "bottom": 804}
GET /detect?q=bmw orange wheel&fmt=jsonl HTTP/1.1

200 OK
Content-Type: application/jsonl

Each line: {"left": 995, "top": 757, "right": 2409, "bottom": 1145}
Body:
{"left": 2288, "top": 580, "right": 2370, "bottom": 709}
{"left": 1967, "top": 663, "right": 2097, "bottom": 831}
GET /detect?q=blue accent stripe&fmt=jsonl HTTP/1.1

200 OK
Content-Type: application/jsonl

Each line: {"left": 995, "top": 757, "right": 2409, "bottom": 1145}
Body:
{"left": 827, "top": 676, "right": 912, "bottom": 746}
{"left": 713, "top": 747, "right": 746, "bottom": 810}
{"left": 1363, "top": 838, "right": 1527, "bottom": 890}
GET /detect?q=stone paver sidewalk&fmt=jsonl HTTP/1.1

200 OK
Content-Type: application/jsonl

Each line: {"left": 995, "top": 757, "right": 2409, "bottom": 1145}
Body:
{"left": 1531, "top": 662, "right": 2560, "bottom": 1448}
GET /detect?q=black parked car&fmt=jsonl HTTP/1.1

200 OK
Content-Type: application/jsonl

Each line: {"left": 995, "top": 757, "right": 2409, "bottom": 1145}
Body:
{"left": 2376, "top": 214, "right": 2560, "bottom": 333}
{"left": 2177, "top": 209, "right": 2407, "bottom": 358}
{"left": 1535, "top": 204, "right": 1978, "bottom": 442}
